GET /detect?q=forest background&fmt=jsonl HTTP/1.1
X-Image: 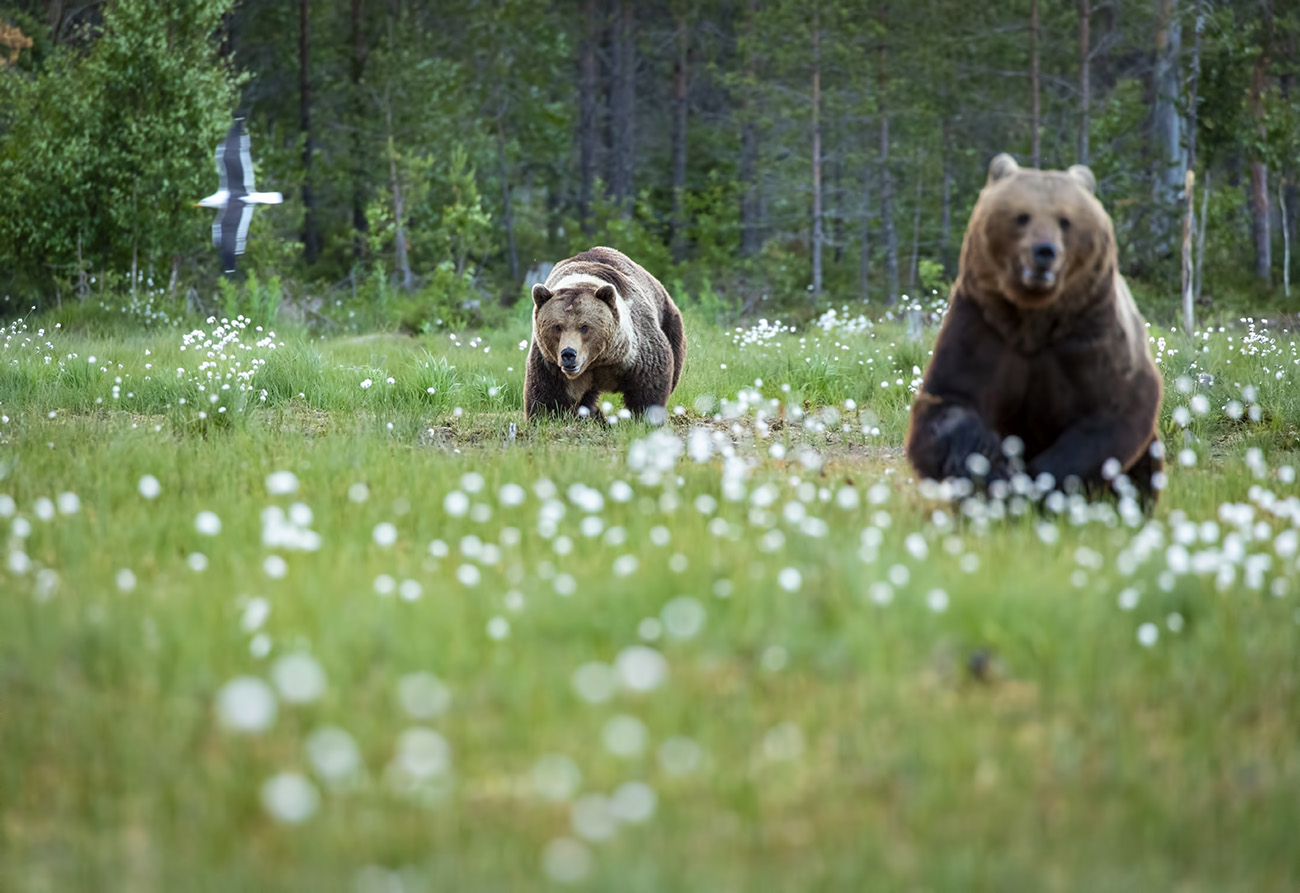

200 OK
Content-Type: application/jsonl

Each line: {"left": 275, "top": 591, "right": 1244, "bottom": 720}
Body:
{"left": 0, "top": 0, "right": 1297, "bottom": 330}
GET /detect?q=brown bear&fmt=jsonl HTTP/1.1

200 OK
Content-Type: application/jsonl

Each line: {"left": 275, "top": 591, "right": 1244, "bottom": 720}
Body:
{"left": 905, "top": 154, "right": 1164, "bottom": 507}
{"left": 525, "top": 246, "right": 686, "bottom": 422}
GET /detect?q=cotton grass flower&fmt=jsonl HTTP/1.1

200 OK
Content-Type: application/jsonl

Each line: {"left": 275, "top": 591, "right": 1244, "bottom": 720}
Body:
{"left": 195, "top": 511, "right": 222, "bottom": 536}
{"left": 542, "top": 838, "right": 592, "bottom": 884}
{"left": 272, "top": 653, "right": 327, "bottom": 704}
{"left": 532, "top": 754, "right": 582, "bottom": 802}
{"left": 260, "top": 772, "right": 319, "bottom": 824}
{"left": 216, "top": 676, "right": 277, "bottom": 733}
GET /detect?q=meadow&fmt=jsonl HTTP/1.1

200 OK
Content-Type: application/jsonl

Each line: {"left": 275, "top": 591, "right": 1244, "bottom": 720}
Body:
{"left": 2, "top": 300, "right": 1299, "bottom": 891}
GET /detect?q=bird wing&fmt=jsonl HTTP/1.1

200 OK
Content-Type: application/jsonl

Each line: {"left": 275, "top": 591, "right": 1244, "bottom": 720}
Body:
{"left": 223, "top": 119, "right": 246, "bottom": 200}
{"left": 240, "top": 128, "right": 256, "bottom": 194}
{"left": 219, "top": 198, "right": 254, "bottom": 274}
{"left": 235, "top": 201, "right": 255, "bottom": 255}
{"left": 212, "top": 214, "right": 223, "bottom": 249}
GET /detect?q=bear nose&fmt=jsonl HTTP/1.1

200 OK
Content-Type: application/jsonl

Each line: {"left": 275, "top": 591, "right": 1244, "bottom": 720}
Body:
{"left": 560, "top": 347, "right": 577, "bottom": 365}
{"left": 1032, "top": 242, "right": 1058, "bottom": 267}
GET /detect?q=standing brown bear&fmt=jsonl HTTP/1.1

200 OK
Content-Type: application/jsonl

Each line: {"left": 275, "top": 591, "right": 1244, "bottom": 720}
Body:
{"left": 906, "top": 154, "right": 1164, "bottom": 506}
{"left": 525, "top": 246, "right": 686, "bottom": 422}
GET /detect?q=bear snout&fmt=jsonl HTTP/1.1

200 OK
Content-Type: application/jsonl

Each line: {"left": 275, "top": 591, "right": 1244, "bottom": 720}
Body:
{"left": 560, "top": 347, "right": 579, "bottom": 372}
{"left": 1031, "top": 242, "right": 1058, "bottom": 268}
{"left": 1018, "top": 241, "right": 1061, "bottom": 291}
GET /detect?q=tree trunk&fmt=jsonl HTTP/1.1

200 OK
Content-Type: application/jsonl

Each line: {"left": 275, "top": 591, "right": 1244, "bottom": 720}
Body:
{"left": 1289, "top": 184, "right": 1300, "bottom": 283}
{"left": 1095, "top": 2, "right": 1115, "bottom": 92}
{"left": 77, "top": 233, "right": 89, "bottom": 299}
{"left": 349, "top": 0, "right": 369, "bottom": 260}
{"left": 602, "top": 0, "right": 616, "bottom": 194}
{"left": 1281, "top": 183, "right": 1292, "bottom": 298}
{"left": 386, "top": 113, "right": 412, "bottom": 291}
{"left": 1194, "top": 170, "right": 1209, "bottom": 299}
{"left": 578, "top": 0, "right": 600, "bottom": 235}
{"left": 1153, "top": 0, "right": 1185, "bottom": 241}
{"left": 671, "top": 6, "right": 690, "bottom": 263}
{"left": 1281, "top": 34, "right": 1297, "bottom": 294}
{"left": 1030, "top": 0, "right": 1040, "bottom": 168}
{"left": 908, "top": 154, "right": 922, "bottom": 295}
{"left": 1182, "top": 169, "right": 1195, "bottom": 330}
{"left": 1249, "top": 164, "right": 1272, "bottom": 283}
{"left": 45, "top": 0, "right": 62, "bottom": 35}
{"left": 833, "top": 154, "right": 845, "bottom": 265}
{"left": 810, "top": 2, "right": 823, "bottom": 301}
{"left": 832, "top": 152, "right": 842, "bottom": 265}
{"left": 610, "top": 0, "right": 636, "bottom": 217}
{"left": 299, "top": 0, "right": 320, "bottom": 264}
{"left": 1248, "top": 10, "right": 1271, "bottom": 284}
{"left": 1186, "top": 0, "right": 1204, "bottom": 174}
{"left": 1289, "top": 183, "right": 1300, "bottom": 286}
{"left": 877, "top": 8, "right": 900, "bottom": 306}
{"left": 878, "top": 119, "right": 900, "bottom": 305}
{"left": 1078, "top": 0, "right": 1090, "bottom": 164}
{"left": 739, "top": 122, "right": 760, "bottom": 255}
{"left": 939, "top": 120, "right": 952, "bottom": 275}
{"left": 168, "top": 254, "right": 179, "bottom": 299}
{"left": 859, "top": 150, "right": 871, "bottom": 301}
{"left": 496, "top": 113, "right": 520, "bottom": 287}
{"left": 739, "top": 0, "right": 760, "bottom": 257}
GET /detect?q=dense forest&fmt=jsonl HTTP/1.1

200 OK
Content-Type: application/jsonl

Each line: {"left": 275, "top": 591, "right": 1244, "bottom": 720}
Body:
{"left": 0, "top": 0, "right": 1297, "bottom": 323}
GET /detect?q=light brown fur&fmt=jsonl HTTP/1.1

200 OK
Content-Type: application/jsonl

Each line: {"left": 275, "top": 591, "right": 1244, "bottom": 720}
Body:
{"left": 905, "top": 154, "right": 1165, "bottom": 507}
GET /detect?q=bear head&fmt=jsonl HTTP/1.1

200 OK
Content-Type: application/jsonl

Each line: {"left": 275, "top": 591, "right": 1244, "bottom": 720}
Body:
{"left": 531, "top": 280, "right": 621, "bottom": 378}
{"left": 964, "top": 153, "right": 1114, "bottom": 309}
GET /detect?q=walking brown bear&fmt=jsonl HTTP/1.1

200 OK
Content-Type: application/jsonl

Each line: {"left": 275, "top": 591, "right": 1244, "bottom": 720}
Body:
{"left": 525, "top": 247, "right": 686, "bottom": 423}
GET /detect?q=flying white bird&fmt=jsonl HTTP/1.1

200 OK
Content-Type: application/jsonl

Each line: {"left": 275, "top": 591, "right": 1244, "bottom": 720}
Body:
{"left": 196, "top": 118, "right": 282, "bottom": 274}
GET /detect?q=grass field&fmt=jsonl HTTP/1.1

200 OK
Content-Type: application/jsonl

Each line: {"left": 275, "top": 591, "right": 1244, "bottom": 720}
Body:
{"left": 3, "top": 304, "right": 1300, "bottom": 891}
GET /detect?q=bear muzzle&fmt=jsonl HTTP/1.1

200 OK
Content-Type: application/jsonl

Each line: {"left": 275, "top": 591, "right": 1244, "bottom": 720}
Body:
{"left": 559, "top": 347, "right": 582, "bottom": 376}
{"left": 1019, "top": 241, "right": 1061, "bottom": 292}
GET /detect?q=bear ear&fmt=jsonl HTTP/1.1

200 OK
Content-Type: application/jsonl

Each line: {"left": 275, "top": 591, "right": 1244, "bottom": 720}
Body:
{"left": 532, "top": 284, "right": 554, "bottom": 307}
{"left": 1067, "top": 164, "right": 1097, "bottom": 195}
{"left": 987, "top": 153, "right": 1020, "bottom": 184}
{"left": 594, "top": 284, "right": 619, "bottom": 316}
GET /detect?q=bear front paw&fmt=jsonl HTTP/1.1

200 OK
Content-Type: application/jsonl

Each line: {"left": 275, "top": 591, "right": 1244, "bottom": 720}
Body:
{"left": 941, "top": 450, "right": 1011, "bottom": 483}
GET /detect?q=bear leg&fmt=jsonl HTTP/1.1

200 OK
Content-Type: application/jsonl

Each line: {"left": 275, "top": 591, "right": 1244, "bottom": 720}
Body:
{"left": 1123, "top": 436, "right": 1164, "bottom": 512}
{"left": 659, "top": 300, "right": 687, "bottom": 392}
{"left": 1027, "top": 413, "right": 1156, "bottom": 497}
{"left": 906, "top": 394, "right": 1010, "bottom": 482}
{"left": 623, "top": 380, "right": 673, "bottom": 420}
{"left": 524, "top": 345, "right": 573, "bottom": 421}
{"left": 577, "top": 388, "right": 608, "bottom": 423}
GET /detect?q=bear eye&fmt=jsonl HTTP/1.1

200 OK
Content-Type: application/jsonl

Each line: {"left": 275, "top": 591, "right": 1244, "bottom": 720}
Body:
{"left": 580, "top": 325, "right": 589, "bottom": 334}
{"left": 1015, "top": 213, "right": 1030, "bottom": 227}
{"left": 553, "top": 325, "right": 562, "bottom": 333}
{"left": 1059, "top": 217, "right": 1071, "bottom": 231}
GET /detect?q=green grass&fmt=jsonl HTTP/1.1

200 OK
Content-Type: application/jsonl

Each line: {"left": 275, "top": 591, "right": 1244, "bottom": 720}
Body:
{"left": 2, "top": 305, "right": 1300, "bottom": 891}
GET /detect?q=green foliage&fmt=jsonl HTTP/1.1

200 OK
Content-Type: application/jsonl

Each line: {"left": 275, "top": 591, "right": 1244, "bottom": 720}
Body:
{"left": 917, "top": 259, "right": 949, "bottom": 296}
{"left": 0, "top": 0, "right": 241, "bottom": 302}
{"left": 411, "top": 351, "right": 463, "bottom": 409}
{"left": 1091, "top": 78, "right": 1170, "bottom": 279}
{"left": 218, "top": 271, "right": 284, "bottom": 323}
{"left": 434, "top": 147, "right": 494, "bottom": 277}
{"left": 1, "top": 0, "right": 1293, "bottom": 312}
{"left": 671, "top": 276, "right": 739, "bottom": 324}
{"left": 570, "top": 193, "right": 674, "bottom": 277}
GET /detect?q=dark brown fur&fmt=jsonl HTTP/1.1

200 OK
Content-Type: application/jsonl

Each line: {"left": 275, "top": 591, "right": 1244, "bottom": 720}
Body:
{"left": 905, "top": 154, "right": 1164, "bottom": 507}
{"left": 525, "top": 246, "right": 686, "bottom": 421}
